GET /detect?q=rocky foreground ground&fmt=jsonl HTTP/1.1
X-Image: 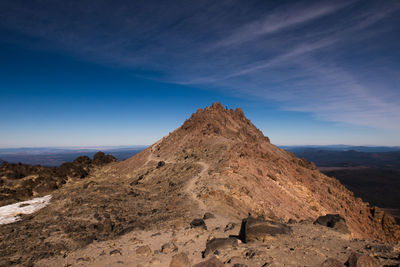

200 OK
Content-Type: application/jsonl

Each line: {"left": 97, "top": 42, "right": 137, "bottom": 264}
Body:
{"left": 37, "top": 213, "right": 400, "bottom": 266}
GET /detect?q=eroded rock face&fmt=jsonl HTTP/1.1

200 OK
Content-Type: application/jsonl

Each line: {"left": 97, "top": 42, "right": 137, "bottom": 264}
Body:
{"left": 314, "top": 214, "right": 350, "bottom": 234}
{"left": 238, "top": 217, "right": 292, "bottom": 243}
{"left": 369, "top": 207, "right": 400, "bottom": 242}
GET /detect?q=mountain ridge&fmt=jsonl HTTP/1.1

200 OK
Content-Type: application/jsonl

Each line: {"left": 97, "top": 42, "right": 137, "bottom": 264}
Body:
{"left": 114, "top": 102, "right": 399, "bottom": 243}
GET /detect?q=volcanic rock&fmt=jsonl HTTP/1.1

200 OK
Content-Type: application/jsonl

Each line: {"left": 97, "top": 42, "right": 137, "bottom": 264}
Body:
{"left": 238, "top": 217, "right": 292, "bottom": 243}
{"left": 314, "top": 214, "right": 350, "bottom": 234}
{"left": 190, "top": 218, "right": 207, "bottom": 230}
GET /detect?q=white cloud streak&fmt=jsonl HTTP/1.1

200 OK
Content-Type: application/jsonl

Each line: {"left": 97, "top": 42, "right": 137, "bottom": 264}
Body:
{"left": 1, "top": 0, "right": 400, "bottom": 132}
{"left": 212, "top": 1, "right": 353, "bottom": 48}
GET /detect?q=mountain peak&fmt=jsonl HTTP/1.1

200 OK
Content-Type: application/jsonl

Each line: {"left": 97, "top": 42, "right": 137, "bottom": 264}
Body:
{"left": 119, "top": 103, "right": 399, "bottom": 244}
{"left": 180, "top": 103, "right": 269, "bottom": 143}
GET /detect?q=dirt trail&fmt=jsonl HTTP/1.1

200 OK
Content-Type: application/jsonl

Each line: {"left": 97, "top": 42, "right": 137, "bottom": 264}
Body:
{"left": 146, "top": 147, "right": 209, "bottom": 214}
{"left": 185, "top": 161, "right": 209, "bottom": 214}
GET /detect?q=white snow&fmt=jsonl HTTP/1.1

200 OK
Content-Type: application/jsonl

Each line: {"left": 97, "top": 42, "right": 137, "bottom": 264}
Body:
{"left": 0, "top": 195, "right": 52, "bottom": 225}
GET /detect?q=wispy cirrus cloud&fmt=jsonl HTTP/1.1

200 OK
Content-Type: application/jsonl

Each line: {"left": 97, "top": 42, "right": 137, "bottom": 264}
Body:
{"left": 211, "top": 1, "right": 353, "bottom": 49}
{"left": 1, "top": 0, "right": 400, "bottom": 132}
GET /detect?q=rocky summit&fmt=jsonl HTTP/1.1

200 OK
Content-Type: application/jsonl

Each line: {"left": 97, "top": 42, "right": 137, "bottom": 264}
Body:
{"left": 1, "top": 103, "right": 399, "bottom": 266}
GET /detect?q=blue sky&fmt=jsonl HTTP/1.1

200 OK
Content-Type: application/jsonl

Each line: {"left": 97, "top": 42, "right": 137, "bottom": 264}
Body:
{"left": 0, "top": 0, "right": 399, "bottom": 147}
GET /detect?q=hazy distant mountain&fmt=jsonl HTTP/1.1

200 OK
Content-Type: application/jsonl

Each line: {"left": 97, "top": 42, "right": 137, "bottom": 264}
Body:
{"left": 281, "top": 145, "right": 400, "bottom": 153}
{"left": 0, "top": 146, "right": 146, "bottom": 166}
{"left": 283, "top": 147, "right": 400, "bottom": 168}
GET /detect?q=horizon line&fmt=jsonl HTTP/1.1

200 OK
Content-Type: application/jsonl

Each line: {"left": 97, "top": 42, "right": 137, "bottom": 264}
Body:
{"left": 1, "top": 144, "right": 400, "bottom": 150}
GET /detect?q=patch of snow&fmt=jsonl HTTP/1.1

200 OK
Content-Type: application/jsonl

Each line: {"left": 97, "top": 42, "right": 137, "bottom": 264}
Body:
{"left": 0, "top": 195, "right": 51, "bottom": 225}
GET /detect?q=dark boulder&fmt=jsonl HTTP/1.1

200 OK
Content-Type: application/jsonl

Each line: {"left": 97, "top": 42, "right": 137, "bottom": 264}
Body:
{"left": 157, "top": 161, "right": 165, "bottom": 168}
{"left": 238, "top": 216, "right": 292, "bottom": 243}
{"left": 190, "top": 218, "right": 207, "bottom": 230}
{"left": 203, "top": 212, "right": 215, "bottom": 220}
{"left": 314, "top": 214, "right": 350, "bottom": 234}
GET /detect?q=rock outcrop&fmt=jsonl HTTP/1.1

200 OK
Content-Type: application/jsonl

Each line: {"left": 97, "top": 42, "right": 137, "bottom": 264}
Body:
{"left": 0, "top": 151, "right": 118, "bottom": 206}
{"left": 238, "top": 217, "right": 292, "bottom": 243}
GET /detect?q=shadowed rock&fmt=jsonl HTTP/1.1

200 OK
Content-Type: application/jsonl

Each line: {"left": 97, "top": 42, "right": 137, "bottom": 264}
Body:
{"left": 238, "top": 217, "right": 292, "bottom": 243}
{"left": 314, "top": 214, "right": 350, "bottom": 234}
{"left": 190, "top": 218, "right": 207, "bottom": 230}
